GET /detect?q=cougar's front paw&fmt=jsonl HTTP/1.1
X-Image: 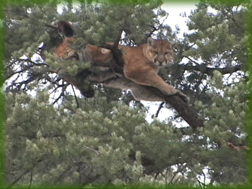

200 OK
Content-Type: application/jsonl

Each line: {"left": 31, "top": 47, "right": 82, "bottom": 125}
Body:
{"left": 177, "top": 90, "right": 190, "bottom": 103}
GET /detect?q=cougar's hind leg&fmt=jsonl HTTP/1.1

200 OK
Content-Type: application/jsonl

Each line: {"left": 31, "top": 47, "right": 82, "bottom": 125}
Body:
{"left": 87, "top": 70, "right": 121, "bottom": 83}
{"left": 125, "top": 70, "right": 178, "bottom": 96}
{"left": 130, "top": 87, "right": 165, "bottom": 102}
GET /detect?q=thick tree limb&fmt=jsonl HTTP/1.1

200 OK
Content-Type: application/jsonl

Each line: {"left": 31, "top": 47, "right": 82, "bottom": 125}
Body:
{"left": 145, "top": 86, "right": 204, "bottom": 129}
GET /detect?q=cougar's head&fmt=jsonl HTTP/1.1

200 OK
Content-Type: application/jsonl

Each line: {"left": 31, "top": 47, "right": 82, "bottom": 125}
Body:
{"left": 145, "top": 37, "right": 175, "bottom": 67}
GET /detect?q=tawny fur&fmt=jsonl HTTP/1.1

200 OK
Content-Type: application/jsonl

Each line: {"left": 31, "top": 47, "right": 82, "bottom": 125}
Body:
{"left": 52, "top": 21, "right": 189, "bottom": 102}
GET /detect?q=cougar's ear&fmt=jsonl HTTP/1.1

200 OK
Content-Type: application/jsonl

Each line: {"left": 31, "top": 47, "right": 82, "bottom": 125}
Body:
{"left": 147, "top": 37, "right": 155, "bottom": 47}
{"left": 170, "top": 41, "right": 177, "bottom": 48}
{"left": 57, "top": 21, "right": 74, "bottom": 37}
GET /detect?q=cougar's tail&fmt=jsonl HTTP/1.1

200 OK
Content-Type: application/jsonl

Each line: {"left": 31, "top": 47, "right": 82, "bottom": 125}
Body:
{"left": 57, "top": 21, "right": 74, "bottom": 37}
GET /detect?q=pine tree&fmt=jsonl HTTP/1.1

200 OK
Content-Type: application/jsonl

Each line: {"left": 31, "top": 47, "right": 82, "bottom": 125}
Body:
{"left": 2, "top": 0, "right": 250, "bottom": 187}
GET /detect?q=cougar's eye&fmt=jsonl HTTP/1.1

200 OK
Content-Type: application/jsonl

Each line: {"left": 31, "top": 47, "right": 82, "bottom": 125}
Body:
{"left": 153, "top": 51, "right": 158, "bottom": 54}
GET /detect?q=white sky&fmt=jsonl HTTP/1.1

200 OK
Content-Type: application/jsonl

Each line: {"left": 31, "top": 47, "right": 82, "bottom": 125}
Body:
{"left": 162, "top": 2, "right": 198, "bottom": 37}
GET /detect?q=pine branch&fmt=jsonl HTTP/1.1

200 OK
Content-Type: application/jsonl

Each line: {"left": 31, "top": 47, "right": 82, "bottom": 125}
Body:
{"left": 71, "top": 84, "right": 80, "bottom": 108}
{"left": 52, "top": 83, "right": 68, "bottom": 105}
{"left": 6, "top": 170, "right": 30, "bottom": 189}
{"left": 44, "top": 23, "right": 58, "bottom": 31}
{"left": 155, "top": 102, "right": 165, "bottom": 118}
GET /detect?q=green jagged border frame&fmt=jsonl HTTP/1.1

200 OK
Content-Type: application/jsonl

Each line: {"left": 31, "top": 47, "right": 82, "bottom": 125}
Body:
{"left": 0, "top": 0, "right": 251, "bottom": 188}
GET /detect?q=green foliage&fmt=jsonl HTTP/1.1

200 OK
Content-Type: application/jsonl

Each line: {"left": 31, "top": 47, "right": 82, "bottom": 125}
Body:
{"left": 194, "top": 71, "right": 248, "bottom": 184}
{"left": 4, "top": 92, "right": 176, "bottom": 185}
{"left": 3, "top": 0, "right": 250, "bottom": 187}
{"left": 5, "top": 75, "right": 248, "bottom": 186}
{"left": 184, "top": 0, "right": 249, "bottom": 66}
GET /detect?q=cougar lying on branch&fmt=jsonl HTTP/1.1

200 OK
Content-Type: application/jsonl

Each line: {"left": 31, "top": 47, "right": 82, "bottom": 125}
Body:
{"left": 46, "top": 21, "right": 189, "bottom": 103}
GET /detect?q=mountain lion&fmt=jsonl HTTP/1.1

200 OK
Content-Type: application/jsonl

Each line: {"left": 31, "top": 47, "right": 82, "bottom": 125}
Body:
{"left": 51, "top": 21, "right": 189, "bottom": 103}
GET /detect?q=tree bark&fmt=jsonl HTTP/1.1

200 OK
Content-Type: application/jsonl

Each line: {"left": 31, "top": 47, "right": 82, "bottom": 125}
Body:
{"left": 146, "top": 86, "right": 204, "bottom": 129}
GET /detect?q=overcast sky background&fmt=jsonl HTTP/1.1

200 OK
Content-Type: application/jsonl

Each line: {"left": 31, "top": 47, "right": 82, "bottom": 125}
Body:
{"left": 162, "top": 2, "right": 199, "bottom": 36}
